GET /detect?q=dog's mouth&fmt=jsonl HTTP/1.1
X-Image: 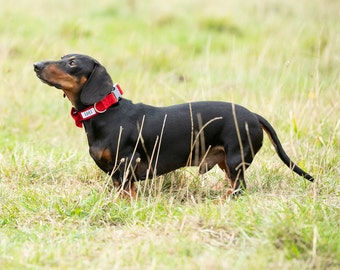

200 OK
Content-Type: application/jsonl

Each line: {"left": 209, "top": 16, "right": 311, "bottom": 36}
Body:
{"left": 35, "top": 73, "right": 62, "bottom": 89}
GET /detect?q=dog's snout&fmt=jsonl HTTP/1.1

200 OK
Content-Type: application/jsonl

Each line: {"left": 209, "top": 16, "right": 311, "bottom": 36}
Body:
{"left": 33, "top": 62, "right": 45, "bottom": 72}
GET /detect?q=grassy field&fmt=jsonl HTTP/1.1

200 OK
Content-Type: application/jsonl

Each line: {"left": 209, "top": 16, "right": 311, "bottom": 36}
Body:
{"left": 0, "top": 0, "right": 339, "bottom": 269}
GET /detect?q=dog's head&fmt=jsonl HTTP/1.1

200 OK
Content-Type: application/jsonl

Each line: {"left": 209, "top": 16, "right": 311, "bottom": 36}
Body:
{"left": 34, "top": 54, "right": 113, "bottom": 107}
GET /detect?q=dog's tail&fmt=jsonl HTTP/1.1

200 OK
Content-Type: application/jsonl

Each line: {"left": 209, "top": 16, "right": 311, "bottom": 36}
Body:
{"left": 255, "top": 113, "right": 314, "bottom": 182}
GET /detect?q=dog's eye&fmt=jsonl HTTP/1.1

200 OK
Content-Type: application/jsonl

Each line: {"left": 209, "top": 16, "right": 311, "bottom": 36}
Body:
{"left": 68, "top": 60, "right": 76, "bottom": 67}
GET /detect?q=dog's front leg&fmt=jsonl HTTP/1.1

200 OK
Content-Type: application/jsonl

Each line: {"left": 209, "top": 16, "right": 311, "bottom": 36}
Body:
{"left": 113, "top": 153, "right": 142, "bottom": 200}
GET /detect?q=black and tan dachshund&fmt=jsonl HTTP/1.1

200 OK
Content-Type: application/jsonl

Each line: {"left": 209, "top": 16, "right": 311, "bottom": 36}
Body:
{"left": 34, "top": 54, "right": 314, "bottom": 199}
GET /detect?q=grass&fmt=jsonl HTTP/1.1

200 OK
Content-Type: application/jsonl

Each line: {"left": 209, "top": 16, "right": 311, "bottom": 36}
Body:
{"left": 0, "top": 0, "right": 339, "bottom": 269}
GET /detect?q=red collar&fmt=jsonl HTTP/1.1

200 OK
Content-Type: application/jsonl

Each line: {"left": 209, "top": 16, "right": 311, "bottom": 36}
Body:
{"left": 71, "top": 83, "right": 123, "bottom": 128}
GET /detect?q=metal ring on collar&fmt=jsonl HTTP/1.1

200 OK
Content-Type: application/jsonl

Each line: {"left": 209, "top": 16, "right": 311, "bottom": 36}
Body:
{"left": 94, "top": 102, "right": 107, "bottom": 113}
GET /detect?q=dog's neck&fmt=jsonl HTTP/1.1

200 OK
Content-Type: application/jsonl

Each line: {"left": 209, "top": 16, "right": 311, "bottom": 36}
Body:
{"left": 70, "top": 83, "right": 123, "bottom": 128}
{"left": 63, "top": 90, "right": 82, "bottom": 109}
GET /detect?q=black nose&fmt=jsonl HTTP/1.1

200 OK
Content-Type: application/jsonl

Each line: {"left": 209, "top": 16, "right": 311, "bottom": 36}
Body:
{"left": 33, "top": 62, "right": 45, "bottom": 72}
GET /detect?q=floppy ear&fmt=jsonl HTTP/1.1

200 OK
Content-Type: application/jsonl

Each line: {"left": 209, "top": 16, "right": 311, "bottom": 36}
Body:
{"left": 80, "top": 62, "right": 113, "bottom": 105}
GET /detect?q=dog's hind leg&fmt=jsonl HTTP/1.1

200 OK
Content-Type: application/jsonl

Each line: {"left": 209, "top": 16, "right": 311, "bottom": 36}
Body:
{"left": 201, "top": 146, "right": 247, "bottom": 199}
{"left": 218, "top": 169, "right": 246, "bottom": 199}
{"left": 216, "top": 153, "right": 247, "bottom": 198}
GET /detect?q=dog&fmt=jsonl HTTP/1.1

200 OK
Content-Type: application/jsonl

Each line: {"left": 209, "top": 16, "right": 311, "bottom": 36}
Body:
{"left": 34, "top": 54, "right": 314, "bottom": 199}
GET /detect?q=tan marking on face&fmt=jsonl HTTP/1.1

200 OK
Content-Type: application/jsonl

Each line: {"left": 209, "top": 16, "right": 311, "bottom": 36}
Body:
{"left": 39, "top": 64, "right": 79, "bottom": 90}
{"left": 62, "top": 75, "right": 87, "bottom": 106}
{"left": 38, "top": 62, "right": 88, "bottom": 106}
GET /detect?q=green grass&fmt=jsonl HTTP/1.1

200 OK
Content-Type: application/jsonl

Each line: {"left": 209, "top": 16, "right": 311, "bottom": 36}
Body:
{"left": 0, "top": 0, "right": 339, "bottom": 269}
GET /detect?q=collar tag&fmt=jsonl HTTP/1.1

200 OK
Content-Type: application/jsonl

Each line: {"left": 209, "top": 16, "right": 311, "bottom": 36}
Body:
{"left": 80, "top": 108, "right": 97, "bottom": 119}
